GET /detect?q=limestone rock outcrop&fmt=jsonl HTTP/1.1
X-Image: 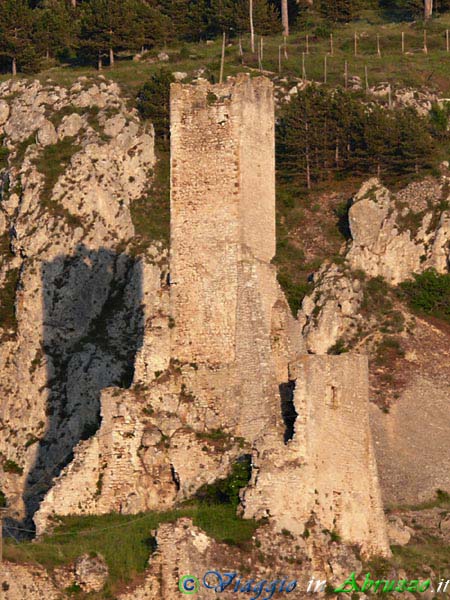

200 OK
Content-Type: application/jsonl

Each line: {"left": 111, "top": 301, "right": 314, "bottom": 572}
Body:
{"left": 299, "top": 264, "right": 364, "bottom": 355}
{"left": 0, "top": 76, "right": 156, "bottom": 523}
{"left": 347, "top": 177, "right": 449, "bottom": 284}
{"left": 299, "top": 176, "right": 450, "bottom": 354}
{"left": 119, "top": 517, "right": 362, "bottom": 599}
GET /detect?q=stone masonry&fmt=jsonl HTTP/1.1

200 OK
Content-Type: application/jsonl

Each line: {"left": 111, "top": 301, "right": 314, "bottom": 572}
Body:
{"left": 170, "top": 74, "right": 276, "bottom": 366}
{"left": 32, "top": 75, "right": 390, "bottom": 559}
{"left": 242, "top": 355, "right": 390, "bottom": 558}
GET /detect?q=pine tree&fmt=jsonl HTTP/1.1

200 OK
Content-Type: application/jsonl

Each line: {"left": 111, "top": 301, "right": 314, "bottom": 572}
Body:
{"left": 137, "top": 69, "right": 175, "bottom": 145}
{"left": 158, "top": 0, "right": 197, "bottom": 40}
{"left": 234, "top": 0, "right": 282, "bottom": 35}
{"left": 319, "top": 0, "right": 361, "bottom": 22}
{"left": 79, "top": 0, "right": 141, "bottom": 67}
{"left": 0, "top": 0, "right": 36, "bottom": 74}
{"left": 33, "top": 0, "right": 74, "bottom": 61}
{"left": 134, "top": 0, "right": 172, "bottom": 51}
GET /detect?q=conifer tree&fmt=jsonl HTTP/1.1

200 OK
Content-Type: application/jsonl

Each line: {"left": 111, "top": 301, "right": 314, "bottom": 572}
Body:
{"left": 34, "top": 0, "right": 74, "bottom": 60}
{"left": 319, "top": 0, "right": 361, "bottom": 22}
{"left": 134, "top": 0, "right": 171, "bottom": 51}
{"left": 235, "top": 0, "right": 282, "bottom": 35}
{"left": 0, "top": 0, "right": 36, "bottom": 74}
{"left": 158, "top": 0, "right": 198, "bottom": 40}
{"left": 79, "top": 0, "right": 141, "bottom": 67}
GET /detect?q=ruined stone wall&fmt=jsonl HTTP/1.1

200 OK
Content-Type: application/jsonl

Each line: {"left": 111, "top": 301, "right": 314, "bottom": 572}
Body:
{"left": 242, "top": 354, "right": 391, "bottom": 558}
{"left": 170, "top": 74, "right": 276, "bottom": 367}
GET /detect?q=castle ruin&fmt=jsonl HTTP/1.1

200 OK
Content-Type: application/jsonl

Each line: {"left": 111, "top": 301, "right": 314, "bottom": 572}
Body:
{"left": 33, "top": 74, "right": 390, "bottom": 558}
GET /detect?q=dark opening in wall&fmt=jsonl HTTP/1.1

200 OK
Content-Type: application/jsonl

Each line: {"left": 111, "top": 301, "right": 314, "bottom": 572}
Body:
{"left": 279, "top": 381, "right": 297, "bottom": 443}
{"left": 170, "top": 464, "right": 181, "bottom": 491}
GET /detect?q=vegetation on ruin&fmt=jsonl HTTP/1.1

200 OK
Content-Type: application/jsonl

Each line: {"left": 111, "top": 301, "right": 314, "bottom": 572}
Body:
{"left": 194, "top": 454, "right": 252, "bottom": 506}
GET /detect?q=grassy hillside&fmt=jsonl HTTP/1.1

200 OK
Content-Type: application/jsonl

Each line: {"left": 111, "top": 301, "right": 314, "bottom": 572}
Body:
{"left": 1, "top": 11, "right": 450, "bottom": 95}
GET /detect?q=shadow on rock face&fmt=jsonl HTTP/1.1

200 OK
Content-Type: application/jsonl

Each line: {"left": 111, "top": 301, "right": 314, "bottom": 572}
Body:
{"left": 19, "top": 244, "right": 144, "bottom": 531}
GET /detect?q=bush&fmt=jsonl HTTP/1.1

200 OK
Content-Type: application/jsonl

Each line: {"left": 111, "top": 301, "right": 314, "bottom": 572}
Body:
{"left": 0, "top": 268, "right": 20, "bottom": 334}
{"left": 3, "top": 459, "right": 24, "bottom": 475}
{"left": 375, "top": 335, "right": 405, "bottom": 366}
{"left": 195, "top": 455, "right": 252, "bottom": 507}
{"left": 399, "top": 269, "right": 450, "bottom": 323}
{"left": 0, "top": 138, "right": 9, "bottom": 170}
{"left": 328, "top": 338, "right": 348, "bottom": 355}
{"left": 0, "top": 490, "right": 7, "bottom": 507}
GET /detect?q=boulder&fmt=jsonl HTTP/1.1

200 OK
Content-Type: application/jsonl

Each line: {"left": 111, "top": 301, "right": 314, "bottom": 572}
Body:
{"left": 37, "top": 120, "right": 58, "bottom": 146}
{"left": 386, "top": 515, "right": 412, "bottom": 546}
{"left": 58, "top": 113, "right": 84, "bottom": 139}
{"left": 172, "top": 71, "right": 188, "bottom": 82}
{"left": 74, "top": 553, "right": 109, "bottom": 593}
{"left": 0, "top": 99, "right": 10, "bottom": 125}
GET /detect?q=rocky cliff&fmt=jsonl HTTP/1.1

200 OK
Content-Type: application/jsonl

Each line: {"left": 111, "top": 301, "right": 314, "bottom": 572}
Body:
{"left": 0, "top": 76, "right": 157, "bottom": 526}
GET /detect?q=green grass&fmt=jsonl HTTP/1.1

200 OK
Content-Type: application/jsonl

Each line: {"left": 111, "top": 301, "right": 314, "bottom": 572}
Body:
{"left": 0, "top": 137, "right": 9, "bottom": 170}
{"left": 367, "top": 538, "right": 450, "bottom": 589}
{"left": 0, "top": 267, "right": 20, "bottom": 336}
{"left": 33, "top": 137, "right": 83, "bottom": 227}
{"left": 35, "top": 137, "right": 81, "bottom": 202}
{"left": 4, "top": 503, "right": 258, "bottom": 597}
{"left": 365, "top": 492, "right": 450, "bottom": 589}
{"left": 0, "top": 11, "right": 442, "bottom": 98}
{"left": 388, "top": 489, "right": 450, "bottom": 512}
{"left": 399, "top": 269, "right": 450, "bottom": 324}
{"left": 129, "top": 149, "right": 170, "bottom": 254}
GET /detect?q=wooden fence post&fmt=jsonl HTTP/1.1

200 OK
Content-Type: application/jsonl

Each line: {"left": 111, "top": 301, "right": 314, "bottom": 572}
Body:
{"left": 219, "top": 31, "right": 226, "bottom": 84}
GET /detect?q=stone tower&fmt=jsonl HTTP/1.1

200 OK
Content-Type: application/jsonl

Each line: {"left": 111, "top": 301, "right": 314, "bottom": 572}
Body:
{"left": 170, "top": 74, "right": 276, "bottom": 366}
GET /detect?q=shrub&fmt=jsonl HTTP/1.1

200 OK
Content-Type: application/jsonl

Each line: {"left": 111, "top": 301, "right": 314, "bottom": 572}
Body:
{"left": 0, "top": 489, "right": 7, "bottom": 507}
{"left": 195, "top": 455, "right": 252, "bottom": 507}
{"left": 399, "top": 269, "right": 450, "bottom": 323}
{"left": 0, "top": 139, "right": 9, "bottom": 170}
{"left": 328, "top": 338, "right": 348, "bottom": 355}
{"left": 375, "top": 336, "right": 405, "bottom": 366}
{"left": 0, "top": 268, "right": 20, "bottom": 334}
{"left": 3, "top": 459, "right": 24, "bottom": 475}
